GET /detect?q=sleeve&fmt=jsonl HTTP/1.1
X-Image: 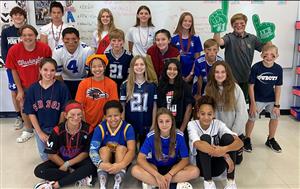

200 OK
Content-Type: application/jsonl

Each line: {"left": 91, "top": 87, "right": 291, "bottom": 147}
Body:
{"left": 53, "top": 49, "right": 62, "bottom": 76}
{"left": 221, "top": 33, "right": 230, "bottom": 49}
{"left": 126, "top": 27, "right": 134, "bottom": 42}
{"left": 194, "top": 35, "right": 203, "bottom": 53}
{"left": 44, "top": 127, "right": 60, "bottom": 154}
{"left": 217, "top": 120, "right": 237, "bottom": 138}
{"left": 91, "top": 31, "right": 98, "bottom": 48}
{"left": 254, "top": 35, "right": 264, "bottom": 52}
{"left": 75, "top": 80, "right": 87, "bottom": 105}
{"left": 39, "top": 25, "right": 48, "bottom": 35}
{"left": 119, "top": 82, "right": 127, "bottom": 102}
{"left": 23, "top": 85, "right": 36, "bottom": 115}
{"left": 1, "top": 29, "right": 8, "bottom": 62}
{"left": 5, "top": 48, "right": 16, "bottom": 70}
{"left": 275, "top": 66, "right": 283, "bottom": 86}
{"left": 125, "top": 124, "right": 135, "bottom": 141}
{"left": 194, "top": 59, "right": 201, "bottom": 77}
{"left": 89, "top": 125, "right": 104, "bottom": 166}
{"left": 170, "top": 35, "right": 177, "bottom": 47}
{"left": 187, "top": 121, "right": 200, "bottom": 157}
{"left": 140, "top": 136, "right": 152, "bottom": 155}
{"left": 248, "top": 64, "right": 257, "bottom": 84}
{"left": 177, "top": 133, "right": 189, "bottom": 158}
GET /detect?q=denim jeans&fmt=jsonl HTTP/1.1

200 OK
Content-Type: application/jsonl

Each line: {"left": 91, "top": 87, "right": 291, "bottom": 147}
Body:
{"left": 34, "top": 127, "right": 53, "bottom": 161}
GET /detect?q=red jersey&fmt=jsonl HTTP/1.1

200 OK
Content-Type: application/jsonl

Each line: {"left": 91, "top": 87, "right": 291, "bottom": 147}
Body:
{"left": 96, "top": 34, "right": 110, "bottom": 54}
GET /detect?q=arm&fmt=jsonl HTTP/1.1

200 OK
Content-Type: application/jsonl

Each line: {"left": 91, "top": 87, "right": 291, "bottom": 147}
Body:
{"left": 111, "top": 140, "right": 136, "bottom": 172}
{"left": 58, "top": 112, "right": 65, "bottom": 124}
{"left": 89, "top": 127, "right": 103, "bottom": 168}
{"left": 1, "top": 30, "right": 8, "bottom": 61}
{"left": 168, "top": 157, "right": 189, "bottom": 176}
{"left": 180, "top": 104, "right": 192, "bottom": 132}
{"left": 193, "top": 140, "right": 215, "bottom": 155}
{"left": 194, "top": 76, "right": 203, "bottom": 100}
{"left": 128, "top": 41, "right": 133, "bottom": 53}
{"left": 273, "top": 86, "right": 281, "bottom": 116}
{"left": 150, "top": 102, "right": 157, "bottom": 130}
{"left": 248, "top": 84, "right": 257, "bottom": 116}
{"left": 67, "top": 152, "right": 89, "bottom": 167}
{"left": 28, "top": 114, "right": 49, "bottom": 143}
{"left": 11, "top": 69, "right": 24, "bottom": 102}
{"left": 213, "top": 33, "right": 225, "bottom": 46}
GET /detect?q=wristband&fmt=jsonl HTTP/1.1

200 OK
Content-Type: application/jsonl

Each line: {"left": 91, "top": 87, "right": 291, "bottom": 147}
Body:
{"left": 63, "top": 161, "right": 70, "bottom": 169}
{"left": 274, "top": 104, "right": 280, "bottom": 108}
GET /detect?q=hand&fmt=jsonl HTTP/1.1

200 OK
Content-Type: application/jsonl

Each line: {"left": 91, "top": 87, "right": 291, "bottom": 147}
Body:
{"left": 107, "top": 163, "right": 122, "bottom": 174}
{"left": 38, "top": 131, "right": 49, "bottom": 143}
{"left": 183, "top": 74, "right": 193, "bottom": 83}
{"left": 99, "top": 162, "right": 112, "bottom": 172}
{"left": 211, "top": 146, "right": 227, "bottom": 157}
{"left": 164, "top": 173, "right": 173, "bottom": 189}
{"left": 272, "top": 107, "right": 280, "bottom": 117}
{"left": 252, "top": 14, "right": 275, "bottom": 43}
{"left": 155, "top": 173, "right": 168, "bottom": 189}
{"left": 224, "top": 155, "right": 234, "bottom": 173}
{"left": 16, "top": 90, "right": 24, "bottom": 103}
{"left": 249, "top": 103, "right": 258, "bottom": 117}
{"left": 59, "top": 164, "right": 68, "bottom": 172}
{"left": 209, "top": 1, "right": 229, "bottom": 33}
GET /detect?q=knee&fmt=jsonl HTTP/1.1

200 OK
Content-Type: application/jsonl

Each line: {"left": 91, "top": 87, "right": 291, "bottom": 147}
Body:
{"left": 34, "top": 164, "right": 44, "bottom": 178}
{"left": 116, "top": 145, "right": 127, "bottom": 154}
{"left": 200, "top": 134, "right": 211, "bottom": 144}
{"left": 131, "top": 165, "right": 142, "bottom": 178}
{"left": 220, "top": 134, "right": 234, "bottom": 146}
{"left": 189, "top": 166, "right": 200, "bottom": 179}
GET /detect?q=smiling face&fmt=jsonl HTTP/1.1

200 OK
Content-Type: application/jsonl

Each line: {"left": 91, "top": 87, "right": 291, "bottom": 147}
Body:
{"left": 197, "top": 104, "right": 215, "bottom": 129}
{"left": 137, "top": 8, "right": 151, "bottom": 25}
{"left": 232, "top": 19, "right": 246, "bottom": 35}
{"left": 166, "top": 63, "right": 178, "bottom": 83}
{"left": 157, "top": 113, "right": 173, "bottom": 137}
{"left": 261, "top": 48, "right": 278, "bottom": 66}
{"left": 66, "top": 108, "right": 83, "bottom": 126}
{"left": 21, "top": 28, "right": 37, "bottom": 47}
{"left": 11, "top": 13, "right": 25, "bottom": 26}
{"left": 155, "top": 33, "right": 170, "bottom": 51}
{"left": 133, "top": 58, "right": 146, "bottom": 76}
{"left": 214, "top": 65, "right": 227, "bottom": 85}
{"left": 106, "top": 107, "right": 122, "bottom": 128}
{"left": 181, "top": 15, "right": 193, "bottom": 31}
{"left": 40, "top": 62, "right": 56, "bottom": 82}
{"left": 63, "top": 33, "right": 79, "bottom": 53}
{"left": 91, "top": 58, "right": 105, "bottom": 79}
{"left": 100, "top": 11, "right": 111, "bottom": 26}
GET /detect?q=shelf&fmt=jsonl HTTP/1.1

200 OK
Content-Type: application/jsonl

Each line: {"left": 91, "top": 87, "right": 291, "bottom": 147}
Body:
{"left": 290, "top": 106, "right": 300, "bottom": 121}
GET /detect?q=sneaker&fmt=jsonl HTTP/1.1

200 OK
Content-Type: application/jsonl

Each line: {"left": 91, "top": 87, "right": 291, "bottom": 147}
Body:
{"left": 265, "top": 137, "right": 282, "bottom": 153}
{"left": 98, "top": 171, "right": 107, "bottom": 189}
{"left": 142, "top": 182, "right": 155, "bottom": 189}
{"left": 34, "top": 181, "right": 54, "bottom": 189}
{"left": 113, "top": 172, "right": 125, "bottom": 189}
{"left": 176, "top": 182, "right": 193, "bottom": 189}
{"left": 204, "top": 180, "right": 216, "bottom": 189}
{"left": 14, "top": 117, "right": 23, "bottom": 130}
{"left": 75, "top": 175, "right": 93, "bottom": 187}
{"left": 16, "top": 131, "right": 34, "bottom": 143}
{"left": 243, "top": 137, "right": 252, "bottom": 152}
{"left": 224, "top": 179, "right": 237, "bottom": 189}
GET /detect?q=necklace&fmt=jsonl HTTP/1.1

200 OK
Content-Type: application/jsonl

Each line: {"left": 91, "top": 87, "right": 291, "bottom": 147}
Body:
{"left": 179, "top": 32, "right": 191, "bottom": 54}
{"left": 40, "top": 80, "right": 55, "bottom": 109}
{"left": 65, "top": 122, "right": 81, "bottom": 149}
{"left": 138, "top": 26, "right": 149, "bottom": 48}
{"left": 51, "top": 22, "right": 63, "bottom": 47}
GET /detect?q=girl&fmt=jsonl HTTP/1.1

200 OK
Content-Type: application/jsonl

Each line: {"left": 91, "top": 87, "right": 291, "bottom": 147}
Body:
{"left": 127, "top": 5, "right": 155, "bottom": 56}
{"left": 75, "top": 54, "right": 118, "bottom": 130}
{"left": 34, "top": 100, "right": 97, "bottom": 189}
{"left": 92, "top": 8, "right": 116, "bottom": 54}
{"left": 120, "top": 55, "right": 157, "bottom": 146}
{"left": 90, "top": 100, "right": 136, "bottom": 189}
{"left": 187, "top": 96, "right": 243, "bottom": 189}
{"left": 131, "top": 107, "right": 198, "bottom": 189}
{"left": 171, "top": 12, "right": 202, "bottom": 83}
{"left": 24, "top": 58, "right": 70, "bottom": 161}
{"left": 147, "top": 29, "right": 180, "bottom": 79}
{"left": 205, "top": 61, "right": 248, "bottom": 164}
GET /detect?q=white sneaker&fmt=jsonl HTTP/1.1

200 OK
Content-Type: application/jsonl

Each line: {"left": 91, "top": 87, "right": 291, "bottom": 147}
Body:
{"left": 14, "top": 117, "right": 23, "bottom": 130}
{"left": 204, "top": 180, "right": 216, "bottom": 189}
{"left": 224, "top": 179, "right": 237, "bottom": 189}
{"left": 113, "top": 172, "right": 125, "bottom": 189}
{"left": 176, "top": 182, "right": 193, "bottom": 189}
{"left": 142, "top": 182, "right": 155, "bottom": 189}
{"left": 16, "top": 131, "right": 34, "bottom": 143}
{"left": 98, "top": 172, "right": 107, "bottom": 189}
{"left": 34, "top": 181, "right": 54, "bottom": 189}
{"left": 75, "top": 175, "right": 93, "bottom": 187}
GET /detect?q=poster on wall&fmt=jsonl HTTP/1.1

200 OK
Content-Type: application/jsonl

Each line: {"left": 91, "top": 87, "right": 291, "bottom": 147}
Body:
{"left": 34, "top": 0, "right": 53, "bottom": 25}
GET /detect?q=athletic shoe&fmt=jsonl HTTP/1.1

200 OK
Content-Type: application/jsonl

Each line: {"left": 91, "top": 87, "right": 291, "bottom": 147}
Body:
{"left": 14, "top": 116, "right": 23, "bottom": 130}
{"left": 34, "top": 181, "right": 54, "bottom": 189}
{"left": 113, "top": 172, "right": 125, "bottom": 189}
{"left": 98, "top": 171, "right": 107, "bottom": 189}
{"left": 176, "top": 182, "right": 193, "bottom": 189}
{"left": 204, "top": 180, "right": 216, "bottom": 189}
{"left": 16, "top": 131, "right": 34, "bottom": 143}
{"left": 142, "top": 182, "right": 155, "bottom": 189}
{"left": 224, "top": 179, "right": 237, "bottom": 189}
{"left": 243, "top": 137, "right": 252, "bottom": 152}
{"left": 265, "top": 137, "right": 282, "bottom": 153}
{"left": 75, "top": 175, "right": 93, "bottom": 187}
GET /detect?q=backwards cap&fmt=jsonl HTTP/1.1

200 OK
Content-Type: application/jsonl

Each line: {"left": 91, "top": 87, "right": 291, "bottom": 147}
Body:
{"left": 86, "top": 54, "right": 108, "bottom": 67}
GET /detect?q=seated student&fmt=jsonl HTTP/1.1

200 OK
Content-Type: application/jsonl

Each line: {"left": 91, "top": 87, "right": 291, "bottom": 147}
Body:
{"left": 188, "top": 96, "right": 243, "bottom": 189}
{"left": 89, "top": 100, "right": 136, "bottom": 189}
{"left": 33, "top": 100, "right": 97, "bottom": 189}
{"left": 131, "top": 107, "right": 199, "bottom": 189}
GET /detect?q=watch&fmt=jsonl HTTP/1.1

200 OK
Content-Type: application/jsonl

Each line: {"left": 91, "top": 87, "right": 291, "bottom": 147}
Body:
{"left": 274, "top": 104, "right": 280, "bottom": 108}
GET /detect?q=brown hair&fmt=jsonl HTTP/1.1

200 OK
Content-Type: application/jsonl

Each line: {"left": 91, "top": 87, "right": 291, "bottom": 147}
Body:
{"left": 194, "top": 95, "right": 216, "bottom": 114}
{"left": 230, "top": 13, "right": 248, "bottom": 26}
{"left": 109, "top": 28, "right": 125, "bottom": 41}
{"left": 10, "top": 6, "right": 27, "bottom": 19}
{"left": 204, "top": 38, "right": 219, "bottom": 49}
{"left": 173, "top": 12, "right": 195, "bottom": 35}
{"left": 20, "top": 24, "right": 38, "bottom": 36}
{"left": 262, "top": 44, "right": 278, "bottom": 54}
{"left": 134, "top": 5, "right": 154, "bottom": 27}
{"left": 97, "top": 8, "right": 116, "bottom": 39}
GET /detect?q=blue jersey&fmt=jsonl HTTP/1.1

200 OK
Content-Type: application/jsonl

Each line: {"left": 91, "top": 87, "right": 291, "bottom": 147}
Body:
{"left": 105, "top": 49, "right": 133, "bottom": 92}
{"left": 171, "top": 34, "right": 203, "bottom": 77}
{"left": 1, "top": 25, "right": 20, "bottom": 62}
{"left": 120, "top": 81, "right": 157, "bottom": 135}
{"left": 193, "top": 54, "right": 223, "bottom": 95}
{"left": 140, "top": 130, "right": 188, "bottom": 167}
{"left": 24, "top": 80, "right": 70, "bottom": 130}
{"left": 249, "top": 61, "right": 283, "bottom": 102}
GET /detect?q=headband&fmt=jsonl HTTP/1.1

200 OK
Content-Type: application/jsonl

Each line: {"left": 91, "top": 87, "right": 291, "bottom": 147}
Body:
{"left": 65, "top": 103, "right": 83, "bottom": 114}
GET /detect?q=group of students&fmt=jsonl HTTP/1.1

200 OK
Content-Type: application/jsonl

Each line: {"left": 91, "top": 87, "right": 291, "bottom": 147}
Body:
{"left": 1, "top": 2, "right": 283, "bottom": 189}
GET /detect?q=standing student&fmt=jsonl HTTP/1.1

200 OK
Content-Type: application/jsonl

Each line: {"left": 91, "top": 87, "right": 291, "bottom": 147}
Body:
{"left": 127, "top": 5, "right": 155, "bottom": 56}
{"left": 90, "top": 100, "right": 136, "bottom": 189}
{"left": 147, "top": 29, "right": 180, "bottom": 79}
{"left": 120, "top": 55, "right": 157, "bottom": 146}
{"left": 75, "top": 54, "right": 118, "bottom": 130}
{"left": 188, "top": 96, "right": 243, "bottom": 189}
{"left": 5, "top": 24, "right": 52, "bottom": 143}
{"left": 171, "top": 12, "right": 203, "bottom": 83}
{"left": 244, "top": 44, "right": 283, "bottom": 153}
{"left": 131, "top": 107, "right": 199, "bottom": 189}
{"left": 24, "top": 58, "right": 70, "bottom": 161}
{"left": 205, "top": 61, "right": 248, "bottom": 164}
{"left": 1, "top": 6, "right": 26, "bottom": 129}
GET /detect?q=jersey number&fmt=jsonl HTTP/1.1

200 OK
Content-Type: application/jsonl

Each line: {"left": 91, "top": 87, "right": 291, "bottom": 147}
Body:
{"left": 130, "top": 93, "right": 148, "bottom": 112}
{"left": 67, "top": 60, "right": 79, "bottom": 73}
{"left": 109, "top": 64, "right": 123, "bottom": 79}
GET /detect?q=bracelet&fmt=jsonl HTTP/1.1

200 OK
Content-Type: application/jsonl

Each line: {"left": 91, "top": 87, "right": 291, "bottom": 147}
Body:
{"left": 63, "top": 161, "right": 70, "bottom": 169}
{"left": 168, "top": 172, "right": 174, "bottom": 177}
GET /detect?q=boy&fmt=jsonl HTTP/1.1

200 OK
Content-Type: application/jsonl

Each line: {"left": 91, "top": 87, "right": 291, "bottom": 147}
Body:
{"left": 53, "top": 27, "right": 94, "bottom": 99}
{"left": 244, "top": 44, "right": 283, "bottom": 153}
{"left": 193, "top": 38, "right": 223, "bottom": 100}
{"left": 105, "top": 28, "right": 133, "bottom": 95}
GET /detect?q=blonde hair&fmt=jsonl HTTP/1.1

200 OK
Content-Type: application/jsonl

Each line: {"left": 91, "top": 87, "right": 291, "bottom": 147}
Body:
{"left": 97, "top": 8, "right": 116, "bottom": 39}
{"left": 204, "top": 38, "right": 219, "bottom": 49}
{"left": 230, "top": 13, "right": 248, "bottom": 26}
{"left": 109, "top": 28, "right": 125, "bottom": 41}
{"left": 174, "top": 12, "right": 195, "bottom": 35}
{"left": 262, "top": 44, "right": 278, "bottom": 54}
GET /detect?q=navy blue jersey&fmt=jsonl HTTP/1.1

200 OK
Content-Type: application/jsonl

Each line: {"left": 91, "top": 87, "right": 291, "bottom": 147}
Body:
{"left": 24, "top": 80, "right": 70, "bottom": 129}
{"left": 140, "top": 130, "right": 188, "bottom": 167}
{"left": 1, "top": 25, "right": 21, "bottom": 62}
{"left": 249, "top": 61, "right": 283, "bottom": 102}
{"left": 120, "top": 81, "right": 157, "bottom": 135}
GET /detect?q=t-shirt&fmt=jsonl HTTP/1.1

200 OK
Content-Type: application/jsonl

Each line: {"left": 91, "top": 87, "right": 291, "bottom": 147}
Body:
{"left": 75, "top": 77, "right": 119, "bottom": 129}
{"left": 1, "top": 25, "right": 21, "bottom": 62}
{"left": 5, "top": 42, "right": 52, "bottom": 88}
{"left": 140, "top": 130, "right": 188, "bottom": 167}
{"left": 171, "top": 34, "right": 203, "bottom": 77}
{"left": 248, "top": 61, "right": 283, "bottom": 102}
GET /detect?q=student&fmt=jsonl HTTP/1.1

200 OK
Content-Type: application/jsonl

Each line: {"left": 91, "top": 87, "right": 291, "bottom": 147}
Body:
{"left": 131, "top": 107, "right": 198, "bottom": 189}
{"left": 127, "top": 5, "right": 155, "bottom": 56}
{"left": 188, "top": 96, "right": 243, "bottom": 189}
{"left": 147, "top": 29, "right": 180, "bottom": 79}
{"left": 1, "top": 6, "right": 26, "bottom": 129}
{"left": 53, "top": 27, "right": 94, "bottom": 99}
{"left": 92, "top": 8, "right": 116, "bottom": 54}
{"left": 33, "top": 100, "right": 97, "bottom": 189}
{"left": 120, "top": 55, "right": 157, "bottom": 146}
{"left": 75, "top": 54, "right": 118, "bottom": 130}
{"left": 171, "top": 12, "right": 202, "bottom": 83}
{"left": 39, "top": 1, "right": 69, "bottom": 50}
{"left": 244, "top": 44, "right": 283, "bottom": 153}
{"left": 105, "top": 28, "right": 133, "bottom": 94}
{"left": 5, "top": 24, "right": 52, "bottom": 143}
{"left": 90, "top": 100, "right": 136, "bottom": 189}
{"left": 24, "top": 58, "right": 70, "bottom": 161}
{"left": 205, "top": 61, "right": 247, "bottom": 164}
{"left": 193, "top": 39, "right": 223, "bottom": 100}
{"left": 213, "top": 13, "right": 267, "bottom": 103}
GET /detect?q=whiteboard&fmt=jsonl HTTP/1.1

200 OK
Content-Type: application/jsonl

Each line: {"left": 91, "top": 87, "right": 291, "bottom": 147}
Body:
{"left": 27, "top": 1, "right": 298, "bottom": 68}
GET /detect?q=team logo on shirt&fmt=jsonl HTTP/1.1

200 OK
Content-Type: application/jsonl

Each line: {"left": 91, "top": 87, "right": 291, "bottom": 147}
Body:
{"left": 87, "top": 88, "right": 109, "bottom": 99}
{"left": 257, "top": 72, "right": 278, "bottom": 84}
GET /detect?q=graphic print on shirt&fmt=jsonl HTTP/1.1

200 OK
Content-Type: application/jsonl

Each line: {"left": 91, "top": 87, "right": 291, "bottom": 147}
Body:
{"left": 166, "top": 91, "right": 177, "bottom": 116}
{"left": 130, "top": 92, "right": 149, "bottom": 112}
{"left": 257, "top": 72, "right": 278, "bottom": 84}
{"left": 87, "top": 87, "right": 109, "bottom": 99}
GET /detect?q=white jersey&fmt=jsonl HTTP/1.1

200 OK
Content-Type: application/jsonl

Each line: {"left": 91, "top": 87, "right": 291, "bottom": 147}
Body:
{"left": 126, "top": 26, "right": 155, "bottom": 56}
{"left": 39, "top": 22, "right": 70, "bottom": 50}
{"left": 53, "top": 42, "right": 94, "bottom": 81}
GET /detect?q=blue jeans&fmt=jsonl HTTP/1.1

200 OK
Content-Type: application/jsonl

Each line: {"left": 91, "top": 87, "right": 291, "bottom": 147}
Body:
{"left": 34, "top": 127, "right": 53, "bottom": 161}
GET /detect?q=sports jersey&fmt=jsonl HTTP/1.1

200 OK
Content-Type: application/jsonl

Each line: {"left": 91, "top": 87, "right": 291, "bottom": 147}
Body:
{"left": 120, "top": 81, "right": 157, "bottom": 135}
{"left": 90, "top": 120, "right": 135, "bottom": 166}
{"left": 171, "top": 34, "right": 203, "bottom": 77}
{"left": 105, "top": 49, "right": 133, "bottom": 91}
{"left": 126, "top": 26, "right": 156, "bottom": 56}
{"left": 24, "top": 80, "right": 70, "bottom": 129}
{"left": 53, "top": 42, "right": 94, "bottom": 81}
{"left": 75, "top": 77, "right": 118, "bottom": 129}
{"left": 249, "top": 61, "right": 283, "bottom": 102}
{"left": 5, "top": 41, "right": 52, "bottom": 89}
{"left": 193, "top": 54, "right": 223, "bottom": 95}
{"left": 44, "top": 121, "right": 93, "bottom": 161}
{"left": 140, "top": 130, "right": 188, "bottom": 167}
{"left": 1, "top": 25, "right": 21, "bottom": 62}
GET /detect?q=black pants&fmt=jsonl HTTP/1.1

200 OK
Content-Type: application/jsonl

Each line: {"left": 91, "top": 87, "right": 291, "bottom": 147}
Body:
{"left": 196, "top": 134, "right": 236, "bottom": 181}
{"left": 34, "top": 158, "right": 97, "bottom": 187}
